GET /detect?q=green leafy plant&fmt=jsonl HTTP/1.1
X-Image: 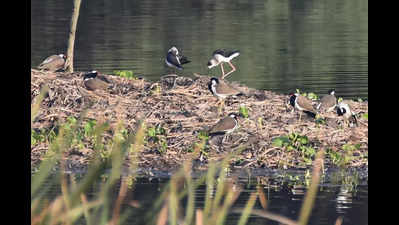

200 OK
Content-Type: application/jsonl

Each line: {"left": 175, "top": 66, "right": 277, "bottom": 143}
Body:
{"left": 272, "top": 132, "right": 316, "bottom": 166}
{"left": 362, "top": 113, "right": 368, "bottom": 120}
{"left": 146, "top": 124, "right": 167, "bottom": 154}
{"left": 306, "top": 92, "right": 319, "bottom": 100}
{"left": 239, "top": 105, "right": 249, "bottom": 118}
{"left": 295, "top": 89, "right": 319, "bottom": 100}
{"left": 113, "top": 70, "right": 136, "bottom": 80}
{"left": 326, "top": 143, "right": 360, "bottom": 167}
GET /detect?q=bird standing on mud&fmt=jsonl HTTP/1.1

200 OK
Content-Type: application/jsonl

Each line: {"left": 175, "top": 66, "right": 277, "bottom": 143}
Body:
{"left": 208, "top": 113, "right": 239, "bottom": 144}
{"left": 207, "top": 49, "right": 240, "bottom": 80}
{"left": 317, "top": 89, "right": 337, "bottom": 113}
{"left": 208, "top": 77, "right": 242, "bottom": 114}
{"left": 37, "top": 54, "right": 66, "bottom": 72}
{"left": 289, "top": 93, "right": 317, "bottom": 122}
{"left": 165, "top": 46, "right": 191, "bottom": 72}
{"left": 336, "top": 101, "right": 358, "bottom": 127}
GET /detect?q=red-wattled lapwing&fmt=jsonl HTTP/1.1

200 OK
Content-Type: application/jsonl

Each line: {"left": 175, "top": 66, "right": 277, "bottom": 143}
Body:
{"left": 289, "top": 93, "right": 317, "bottom": 122}
{"left": 207, "top": 49, "right": 240, "bottom": 80}
{"left": 208, "top": 77, "right": 242, "bottom": 112}
{"left": 37, "top": 54, "right": 66, "bottom": 72}
{"left": 209, "top": 113, "right": 239, "bottom": 144}
{"left": 336, "top": 101, "right": 358, "bottom": 127}
{"left": 317, "top": 89, "right": 337, "bottom": 113}
{"left": 165, "top": 46, "right": 191, "bottom": 71}
{"left": 83, "top": 70, "right": 110, "bottom": 91}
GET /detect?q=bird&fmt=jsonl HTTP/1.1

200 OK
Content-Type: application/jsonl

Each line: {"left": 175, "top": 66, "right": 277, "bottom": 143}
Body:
{"left": 317, "top": 89, "right": 337, "bottom": 113}
{"left": 208, "top": 77, "right": 242, "bottom": 99}
{"left": 207, "top": 49, "right": 240, "bottom": 80}
{"left": 289, "top": 93, "right": 317, "bottom": 122}
{"left": 208, "top": 113, "right": 239, "bottom": 144}
{"left": 165, "top": 46, "right": 191, "bottom": 71}
{"left": 336, "top": 101, "right": 358, "bottom": 127}
{"left": 208, "top": 77, "right": 242, "bottom": 113}
{"left": 83, "top": 70, "right": 111, "bottom": 91}
{"left": 37, "top": 54, "right": 66, "bottom": 72}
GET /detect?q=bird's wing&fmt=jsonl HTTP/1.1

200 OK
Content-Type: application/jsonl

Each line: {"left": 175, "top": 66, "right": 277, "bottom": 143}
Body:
{"left": 297, "top": 95, "right": 316, "bottom": 112}
{"left": 179, "top": 55, "right": 191, "bottom": 64}
{"left": 319, "top": 95, "right": 336, "bottom": 110}
{"left": 40, "top": 55, "right": 58, "bottom": 65}
{"left": 216, "top": 80, "right": 241, "bottom": 95}
{"left": 166, "top": 52, "right": 181, "bottom": 66}
{"left": 226, "top": 50, "right": 240, "bottom": 58}
{"left": 210, "top": 117, "right": 235, "bottom": 133}
{"left": 213, "top": 49, "right": 226, "bottom": 56}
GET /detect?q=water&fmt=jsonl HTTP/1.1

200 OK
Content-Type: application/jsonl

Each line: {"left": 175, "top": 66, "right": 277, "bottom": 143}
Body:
{"left": 35, "top": 170, "right": 368, "bottom": 225}
{"left": 31, "top": 0, "right": 368, "bottom": 99}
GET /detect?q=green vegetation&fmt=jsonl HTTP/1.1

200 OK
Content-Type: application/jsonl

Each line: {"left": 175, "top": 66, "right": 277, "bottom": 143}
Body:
{"left": 113, "top": 70, "right": 136, "bottom": 80}
{"left": 146, "top": 124, "right": 167, "bottom": 154}
{"left": 239, "top": 105, "right": 249, "bottom": 118}
{"left": 272, "top": 132, "right": 316, "bottom": 166}
{"left": 31, "top": 85, "right": 364, "bottom": 225}
{"left": 296, "top": 89, "right": 319, "bottom": 100}
{"left": 326, "top": 143, "right": 361, "bottom": 167}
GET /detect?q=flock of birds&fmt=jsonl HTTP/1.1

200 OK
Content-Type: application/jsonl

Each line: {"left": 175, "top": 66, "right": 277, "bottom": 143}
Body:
{"left": 36, "top": 46, "right": 358, "bottom": 144}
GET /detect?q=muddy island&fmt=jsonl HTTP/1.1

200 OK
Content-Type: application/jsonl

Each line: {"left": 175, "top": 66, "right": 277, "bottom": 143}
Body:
{"left": 31, "top": 69, "right": 368, "bottom": 173}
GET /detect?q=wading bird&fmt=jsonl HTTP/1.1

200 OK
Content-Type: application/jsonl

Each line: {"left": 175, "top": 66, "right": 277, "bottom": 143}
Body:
{"left": 289, "top": 93, "right": 317, "bottom": 122}
{"left": 209, "top": 113, "right": 239, "bottom": 144}
{"left": 83, "top": 70, "right": 110, "bottom": 91}
{"left": 37, "top": 54, "right": 66, "bottom": 72}
{"left": 207, "top": 49, "right": 240, "bottom": 80}
{"left": 317, "top": 89, "right": 337, "bottom": 113}
{"left": 165, "top": 46, "right": 191, "bottom": 72}
{"left": 336, "top": 101, "right": 358, "bottom": 127}
{"left": 208, "top": 77, "right": 242, "bottom": 113}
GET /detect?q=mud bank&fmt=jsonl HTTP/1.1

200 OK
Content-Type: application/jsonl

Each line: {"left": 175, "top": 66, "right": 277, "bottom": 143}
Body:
{"left": 31, "top": 69, "right": 368, "bottom": 172}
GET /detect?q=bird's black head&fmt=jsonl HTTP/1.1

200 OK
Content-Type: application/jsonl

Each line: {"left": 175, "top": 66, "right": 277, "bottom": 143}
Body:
{"left": 208, "top": 77, "right": 219, "bottom": 94}
{"left": 336, "top": 105, "right": 346, "bottom": 116}
{"left": 328, "top": 89, "right": 335, "bottom": 95}
{"left": 288, "top": 93, "right": 297, "bottom": 107}
{"left": 83, "top": 70, "right": 98, "bottom": 81}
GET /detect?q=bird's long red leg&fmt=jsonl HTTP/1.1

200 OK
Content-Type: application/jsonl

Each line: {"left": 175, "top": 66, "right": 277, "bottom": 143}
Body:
{"left": 222, "top": 61, "right": 236, "bottom": 79}
{"left": 220, "top": 63, "right": 225, "bottom": 79}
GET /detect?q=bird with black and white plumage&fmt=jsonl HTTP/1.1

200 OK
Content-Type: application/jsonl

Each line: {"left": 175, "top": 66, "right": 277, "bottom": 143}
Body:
{"left": 37, "top": 54, "right": 66, "bottom": 72}
{"left": 165, "top": 46, "right": 191, "bottom": 71}
{"left": 208, "top": 113, "right": 240, "bottom": 144}
{"left": 317, "top": 89, "right": 337, "bottom": 113}
{"left": 288, "top": 93, "right": 317, "bottom": 122}
{"left": 336, "top": 101, "right": 358, "bottom": 127}
{"left": 83, "top": 70, "right": 111, "bottom": 91}
{"left": 207, "top": 49, "right": 240, "bottom": 80}
{"left": 208, "top": 77, "right": 242, "bottom": 99}
{"left": 208, "top": 77, "right": 242, "bottom": 113}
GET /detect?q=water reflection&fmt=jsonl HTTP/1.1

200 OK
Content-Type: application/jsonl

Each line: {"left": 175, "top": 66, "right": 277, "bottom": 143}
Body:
{"left": 336, "top": 185, "right": 353, "bottom": 214}
{"left": 31, "top": 0, "right": 368, "bottom": 98}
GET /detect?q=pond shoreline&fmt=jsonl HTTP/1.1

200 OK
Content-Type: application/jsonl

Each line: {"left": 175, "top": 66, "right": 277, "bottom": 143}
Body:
{"left": 31, "top": 69, "right": 368, "bottom": 173}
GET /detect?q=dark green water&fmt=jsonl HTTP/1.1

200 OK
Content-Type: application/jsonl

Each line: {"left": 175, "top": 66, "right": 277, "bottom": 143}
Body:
{"left": 31, "top": 0, "right": 368, "bottom": 99}
{"left": 34, "top": 169, "right": 368, "bottom": 225}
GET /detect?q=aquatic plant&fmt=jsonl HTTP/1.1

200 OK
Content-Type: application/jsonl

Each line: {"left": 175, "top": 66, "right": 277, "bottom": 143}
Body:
{"left": 146, "top": 124, "right": 168, "bottom": 154}
{"left": 272, "top": 133, "right": 316, "bottom": 166}
{"left": 113, "top": 70, "right": 136, "bottom": 80}
{"left": 296, "top": 89, "right": 319, "bottom": 100}
{"left": 239, "top": 105, "right": 249, "bottom": 118}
